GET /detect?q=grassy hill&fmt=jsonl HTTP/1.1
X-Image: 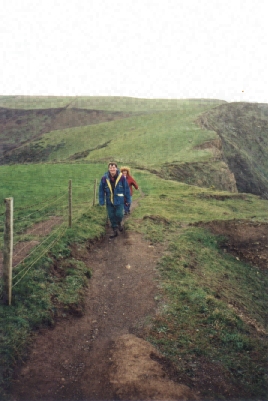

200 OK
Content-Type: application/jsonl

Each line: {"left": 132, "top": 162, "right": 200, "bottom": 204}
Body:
{"left": 1, "top": 96, "right": 234, "bottom": 192}
{"left": 1, "top": 96, "right": 267, "bottom": 199}
{"left": 0, "top": 106, "right": 136, "bottom": 158}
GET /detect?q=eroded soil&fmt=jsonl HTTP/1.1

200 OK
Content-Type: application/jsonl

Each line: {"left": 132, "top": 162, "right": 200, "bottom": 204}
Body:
{"left": 196, "top": 219, "right": 268, "bottom": 270}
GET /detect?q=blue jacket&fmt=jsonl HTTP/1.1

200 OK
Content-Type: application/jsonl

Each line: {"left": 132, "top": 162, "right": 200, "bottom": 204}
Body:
{"left": 99, "top": 169, "right": 131, "bottom": 206}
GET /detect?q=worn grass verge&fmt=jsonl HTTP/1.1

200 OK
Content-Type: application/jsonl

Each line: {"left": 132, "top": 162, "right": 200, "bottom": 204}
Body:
{"left": 0, "top": 205, "right": 107, "bottom": 397}
{"left": 126, "top": 170, "right": 268, "bottom": 400}
{"left": 146, "top": 227, "right": 267, "bottom": 399}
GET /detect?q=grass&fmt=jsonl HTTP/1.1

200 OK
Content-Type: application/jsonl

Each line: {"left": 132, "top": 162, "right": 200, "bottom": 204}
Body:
{"left": 0, "top": 95, "right": 225, "bottom": 111}
{"left": 1, "top": 163, "right": 267, "bottom": 397}
{"left": 0, "top": 163, "right": 107, "bottom": 245}
{"left": 0, "top": 162, "right": 104, "bottom": 203}
{"left": 0, "top": 204, "right": 107, "bottom": 396}
{"left": 0, "top": 96, "right": 73, "bottom": 110}
{"left": 0, "top": 96, "right": 238, "bottom": 197}
{"left": 19, "top": 107, "right": 219, "bottom": 168}
{"left": 146, "top": 228, "right": 268, "bottom": 399}
{"left": 68, "top": 96, "right": 225, "bottom": 112}
{"left": 1, "top": 166, "right": 267, "bottom": 399}
{"left": 125, "top": 170, "right": 268, "bottom": 399}
{"left": 1, "top": 96, "right": 224, "bottom": 173}
{"left": 86, "top": 109, "right": 217, "bottom": 167}
{"left": 128, "top": 170, "right": 267, "bottom": 228}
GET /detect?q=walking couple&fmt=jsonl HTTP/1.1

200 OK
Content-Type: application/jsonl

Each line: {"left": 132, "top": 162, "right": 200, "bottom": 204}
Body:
{"left": 98, "top": 162, "right": 139, "bottom": 238}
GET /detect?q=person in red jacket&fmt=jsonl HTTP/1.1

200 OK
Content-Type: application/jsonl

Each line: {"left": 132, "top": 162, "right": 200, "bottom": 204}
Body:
{"left": 120, "top": 166, "right": 139, "bottom": 215}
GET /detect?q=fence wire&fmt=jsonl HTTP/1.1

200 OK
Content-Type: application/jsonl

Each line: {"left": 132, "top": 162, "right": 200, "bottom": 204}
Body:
{"left": 14, "top": 192, "right": 67, "bottom": 222}
{"left": 1, "top": 179, "right": 97, "bottom": 295}
{"left": 15, "top": 191, "right": 66, "bottom": 212}
{"left": 13, "top": 223, "right": 68, "bottom": 287}
{"left": 13, "top": 213, "right": 68, "bottom": 261}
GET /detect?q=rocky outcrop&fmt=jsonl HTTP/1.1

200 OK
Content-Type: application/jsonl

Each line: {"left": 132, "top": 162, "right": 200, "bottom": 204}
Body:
{"left": 161, "top": 134, "right": 239, "bottom": 193}
{"left": 193, "top": 137, "right": 223, "bottom": 160}
{"left": 196, "top": 103, "right": 268, "bottom": 199}
{"left": 162, "top": 159, "right": 238, "bottom": 193}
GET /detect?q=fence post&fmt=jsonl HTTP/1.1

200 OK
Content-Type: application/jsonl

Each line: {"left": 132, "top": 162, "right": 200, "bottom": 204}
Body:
{"left": 3, "top": 197, "right": 13, "bottom": 305}
{"left": 93, "top": 178, "right": 97, "bottom": 206}
{"left": 69, "top": 179, "right": 72, "bottom": 228}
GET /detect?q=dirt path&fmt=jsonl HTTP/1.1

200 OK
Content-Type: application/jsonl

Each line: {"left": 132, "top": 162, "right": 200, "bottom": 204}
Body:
{"left": 5, "top": 204, "right": 268, "bottom": 400}
{"left": 8, "top": 204, "right": 198, "bottom": 401}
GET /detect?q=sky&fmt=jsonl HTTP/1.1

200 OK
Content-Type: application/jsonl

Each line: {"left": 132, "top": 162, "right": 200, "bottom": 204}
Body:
{"left": 1, "top": 0, "right": 267, "bottom": 103}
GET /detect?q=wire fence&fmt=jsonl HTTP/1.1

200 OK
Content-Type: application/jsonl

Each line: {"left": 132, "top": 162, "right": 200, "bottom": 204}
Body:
{"left": 14, "top": 192, "right": 66, "bottom": 222}
{"left": 0, "top": 179, "right": 98, "bottom": 305}
{"left": 12, "top": 223, "right": 68, "bottom": 288}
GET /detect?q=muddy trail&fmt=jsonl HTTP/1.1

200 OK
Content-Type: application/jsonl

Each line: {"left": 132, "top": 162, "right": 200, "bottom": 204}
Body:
{"left": 7, "top": 204, "right": 198, "bottom": 401}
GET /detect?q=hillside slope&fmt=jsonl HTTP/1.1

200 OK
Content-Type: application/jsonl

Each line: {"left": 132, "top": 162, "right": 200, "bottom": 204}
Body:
{"left": 0, "top": 97, "right": 225, "bottom": 167}
{"left": 0, "top": 107, "right": 135, "bottom": 161}
{"left": 1, "top": 96, "right": 268, "bottom": 198}
{"left": 196, "top": 102, "right": 268, "bottom": 199}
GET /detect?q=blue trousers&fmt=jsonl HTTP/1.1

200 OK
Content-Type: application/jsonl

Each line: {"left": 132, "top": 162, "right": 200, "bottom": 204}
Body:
{"left": 107, "top": 204, "right": 124, "bottom": 229}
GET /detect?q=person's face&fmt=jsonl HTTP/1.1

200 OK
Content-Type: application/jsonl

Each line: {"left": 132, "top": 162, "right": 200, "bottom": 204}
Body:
{"left": 122, "top": 170, "right": 127, "bottom": 177}
{"left": 109, "top": 164, "right": 117, "bottom": 176}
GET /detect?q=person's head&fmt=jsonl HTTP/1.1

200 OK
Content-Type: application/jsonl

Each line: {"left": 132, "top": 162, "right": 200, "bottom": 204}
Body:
{"left": 120, "top": 166, "right": 130, "bottom": 177}
{"left": 108, "top": 162, "right": 117, "bottom": 177}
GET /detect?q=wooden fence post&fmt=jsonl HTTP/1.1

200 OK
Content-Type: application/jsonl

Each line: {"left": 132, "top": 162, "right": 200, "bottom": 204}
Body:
{"left": 3, "top": 197, "right": 13, "bottom": 305}
{"left": 93, "top": 178, "right": 97, "bottom": 206}
{"left": 69, "top": 179, "right": 72, "bottom": 228}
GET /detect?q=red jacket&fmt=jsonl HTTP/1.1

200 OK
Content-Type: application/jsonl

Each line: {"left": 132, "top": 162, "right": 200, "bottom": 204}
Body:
{"left": 126, "top": 175, "right": 139, "bottom": 196}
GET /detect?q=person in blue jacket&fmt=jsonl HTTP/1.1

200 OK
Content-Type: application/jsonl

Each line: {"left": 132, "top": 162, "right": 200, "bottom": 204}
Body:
{"left": 99, "top": 162, "right": 131, "bottom": 238}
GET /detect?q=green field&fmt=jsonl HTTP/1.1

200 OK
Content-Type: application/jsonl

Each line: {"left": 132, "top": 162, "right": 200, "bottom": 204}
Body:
{"left": 0, "top": 163, "right": 105, "bottom": 211}
{"left": 129, "top": 170, "right": 268, "bottom": 223}
{"left": 11, "top": 107, "right": 219, "bottom": 168}
{"left": 0, "top": 163, "right": 107, "bottom": 248}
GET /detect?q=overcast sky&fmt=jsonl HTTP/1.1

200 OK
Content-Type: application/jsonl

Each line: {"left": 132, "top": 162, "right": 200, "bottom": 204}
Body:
{"left": 1, "top": 0, "right": 267, "bottom": 103}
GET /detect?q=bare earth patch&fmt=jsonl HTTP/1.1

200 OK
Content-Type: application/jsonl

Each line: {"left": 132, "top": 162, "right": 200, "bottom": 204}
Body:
{"left": 197, "top": 219, "right": 268, "bottom": 270}
{"left": 109, "top": 334, "right": 198, "bottom": 401}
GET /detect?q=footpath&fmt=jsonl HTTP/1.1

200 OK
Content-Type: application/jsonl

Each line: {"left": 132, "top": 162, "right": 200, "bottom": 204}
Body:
{"left": 8, "top": 204, "right": 198, "bottom": 401}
